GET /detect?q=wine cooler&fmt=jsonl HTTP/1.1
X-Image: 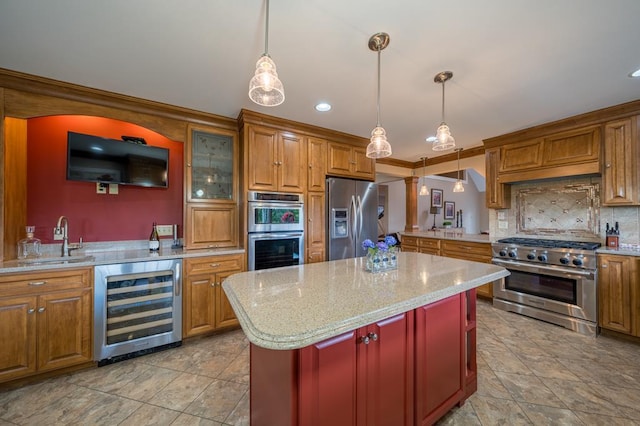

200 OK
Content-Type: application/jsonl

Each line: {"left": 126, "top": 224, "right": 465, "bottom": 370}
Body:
{"left": 94, "top": 258, "right": 182, "bottom": 364}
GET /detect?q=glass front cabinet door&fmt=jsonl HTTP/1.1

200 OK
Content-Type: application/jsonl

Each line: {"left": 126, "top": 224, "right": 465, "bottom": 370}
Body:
{"left": 187, "top": 126, "right": 237, "bottom": 202}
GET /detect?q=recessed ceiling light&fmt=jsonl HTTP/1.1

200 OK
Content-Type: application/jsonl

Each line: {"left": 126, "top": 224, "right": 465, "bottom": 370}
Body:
{"left": 629, "top": 68, "right": 640, "bottom": 78}
{"left": 315, "top": 102, "right": 332, "bottom": 112}
{"left": 425, "top": 136, "right": 437, "bottom": 143}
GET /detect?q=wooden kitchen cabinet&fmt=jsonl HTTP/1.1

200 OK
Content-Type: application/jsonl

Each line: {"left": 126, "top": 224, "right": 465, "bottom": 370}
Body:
{"left": 183, "top": 254, "right": 244, "bottom": 337}
{"left": 306, "top": 192, "right": 325, "bottom": 264}
{"left": 602, "top": 116, "right": 639, "bottom": 206}
{"left": 184, "top": 204, "right": 238, "bottom": 249}
{"left": 0, "top": 268, "right": 93, "bottom": 383}
{"left": 485, "top": 147, "right": 510, "bottom": 209}
{"left": 185, "top": 125, "right": 239, "bottom": 249}
{"left": 246, "top": 124, "right": 306, "bottom": 193}
{"left": 598, "top": 254, "right": 639, "bottom": 336}
{"left": 327, "top": 141, "right": 375, "bottom": 181}
{"left": 307, "top": 137, "right": 327, "bottom": 192}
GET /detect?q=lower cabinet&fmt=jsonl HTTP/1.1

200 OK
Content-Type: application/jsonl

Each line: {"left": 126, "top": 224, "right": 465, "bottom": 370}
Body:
{"left": 0, "top": 268, "right": 93, "bottom": 383}
{"left": 250, "top": 291, "right": 475, "bottom": 425}
{"left": 598, "top": 254, "right": 639, "bottom": 336}
{"left": 183, "top": 253, "right": 244, "bottom": 337}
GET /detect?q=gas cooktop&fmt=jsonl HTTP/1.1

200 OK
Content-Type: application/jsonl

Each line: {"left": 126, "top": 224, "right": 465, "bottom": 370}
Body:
{"left": 496, "top": 238, "right": 601, "bottom": 251}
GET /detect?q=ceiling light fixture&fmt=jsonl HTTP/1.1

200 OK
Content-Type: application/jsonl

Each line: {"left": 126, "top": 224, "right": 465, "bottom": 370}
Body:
{"left": 248, "top": 0, "right": 285, "bottom": 107}
{"left": 315, "top": 102, "right": 332, "bottom": 112}
{"left": 432, "top": 71, "right": 455, "bottom": 151}
{"left": 419, "top": 156, "right": 429, "bottom": 196}
{"left": 366, "top": 32, "right": 392, "bottom": 159}
{"left": 629, "top": 68, "right": 640, "bottom": 78}
{"left": 453, "top": 148, "right": 464, "bottom": 192}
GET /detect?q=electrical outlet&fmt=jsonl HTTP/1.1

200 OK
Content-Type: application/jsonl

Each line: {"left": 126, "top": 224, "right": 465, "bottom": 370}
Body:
{"left": 498, "top": 221, "right": 508, "bottom": 229}
{"left": 156, "top": 225, "right": 173, "bottom": 237}
{"left": 96, "top": 182, "right": 107, "bottom": 194}
{"left": 53, "top": 227, "right": 64, "bottom": 240}
{"left": 109, "top": 183, "right": 119, "bottom": 194}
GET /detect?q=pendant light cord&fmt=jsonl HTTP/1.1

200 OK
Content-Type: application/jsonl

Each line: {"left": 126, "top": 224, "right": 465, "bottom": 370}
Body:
{"left": 376, "top": 48, "right": 381, "bottom": 127}
{"left": 441, "top": 78, "right": 445, "bottom": 123}
{"left": 264, "top": 0, "right": 270, "bottom": 55}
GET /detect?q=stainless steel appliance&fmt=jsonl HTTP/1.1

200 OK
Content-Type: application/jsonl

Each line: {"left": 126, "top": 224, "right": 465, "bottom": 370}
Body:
{"left": 247, "top": 191, "right": 304, "bottom": 270}
{"left": 492, "top": 238, "right": 600, "bottom": 335}
{"left": 327, "top": 177, "right": 378, "bottom": 260}
{"left": 94, "top": 259, "right": 182, "bottom": 364}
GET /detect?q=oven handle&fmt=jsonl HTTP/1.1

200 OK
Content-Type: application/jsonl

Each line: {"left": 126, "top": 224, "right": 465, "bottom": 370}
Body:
{"left": 492, "top": 258, "right": 595, "bottom": 278}
{"left": 248, "top": 232, "right": 304, "bottom": 241}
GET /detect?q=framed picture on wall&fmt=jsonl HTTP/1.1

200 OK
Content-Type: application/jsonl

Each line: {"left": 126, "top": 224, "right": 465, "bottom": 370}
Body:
{"left": 444, "top": 201, "right": 455, "bottom": 219}
{"left": 431, "top": 189, "right": 443, "bottom": 208}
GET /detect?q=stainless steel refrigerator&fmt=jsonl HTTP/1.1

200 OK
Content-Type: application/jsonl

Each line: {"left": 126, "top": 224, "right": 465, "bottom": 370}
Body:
{"left": 327, "top": 177, "right": 379, "bottom": 260}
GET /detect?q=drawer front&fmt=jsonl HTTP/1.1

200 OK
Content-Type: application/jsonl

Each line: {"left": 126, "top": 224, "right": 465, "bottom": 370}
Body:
{"left": 185, "top": 254, "right": 244, "bottom": 275}
{"left": 417, "top": 238, "right": 440, "bottom": 250}
{"left": 0, "top": 268, "right": 92, "bottom": 297}
{"left": 402, "top": 236, "right": 418, "bottom": 248}
{"left": 441, "top": 241, "right": 491, "bottom": 262}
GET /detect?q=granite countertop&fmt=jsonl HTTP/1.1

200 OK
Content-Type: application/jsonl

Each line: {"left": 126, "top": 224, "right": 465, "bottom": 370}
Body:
{"left": 0, "top": 245, "right": 245, "bottom": 274}
{"left": 402, "top": 230, "right": 491, "bottom": 244}
{"left": 222, "top": 252, "right": 509, "bottom": 350}
{"left": 596, "top": 245, "right": 640, "bottom": 257}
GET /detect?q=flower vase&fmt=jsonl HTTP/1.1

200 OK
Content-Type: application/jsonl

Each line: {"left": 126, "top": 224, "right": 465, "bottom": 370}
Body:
{"left": 366, "top": 252, "right": 382, "bottom": 273}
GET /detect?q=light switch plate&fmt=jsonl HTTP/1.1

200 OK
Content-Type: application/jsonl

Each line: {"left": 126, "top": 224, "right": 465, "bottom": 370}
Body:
{"left": 498, "top": 221, "right": 508, "bottom": 229}
{"left": 109, "top": 184, "right": 119, "bottom": 194}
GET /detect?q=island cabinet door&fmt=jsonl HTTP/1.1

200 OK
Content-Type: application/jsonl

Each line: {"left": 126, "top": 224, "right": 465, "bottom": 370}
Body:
{"left": 414, "top": 293, "right": 465, "bottom": 425}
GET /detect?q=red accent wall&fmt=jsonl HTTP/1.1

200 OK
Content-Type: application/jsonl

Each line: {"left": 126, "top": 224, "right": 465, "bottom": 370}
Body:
{"left": 27, "top": 116, "right": 183, "bottom": 243}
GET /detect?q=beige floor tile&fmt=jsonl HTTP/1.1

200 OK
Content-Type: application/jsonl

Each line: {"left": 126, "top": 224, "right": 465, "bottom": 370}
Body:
{"left": 184, "top": 380, "right": 248, "bottom": 422}
{"left": 470, "top": 395, "right": 533, "bottom": 425}
{"left": 515, "top": 354, "right": 582, "bottom": 381}
{"left": 224, "top": 390, "right": 250, "bottom": 426}
{"left": 147, "top": 372, "right": 214, "bottom": 411}
{"left": 517, "top": 402, "right": 585, "bottom": 424}
{"left": 119, "top": 403, "right": 180, "bottom": 426}
{"left": 0, "top": 380, "right": 79, "bottom": 423}
{"left": 114, "top": 365, "right": 182, "bottom": 401}
{"left": 435, "top": 397, "right": 481, "bottom": 425}
{"left": 574, "top": 410, "right": 639, "bottom": 425}
{"left": 171, "top": 413, "right": 223, "bottom": 426}
{"left": 218, "top": 347, "right": 250, "bottom": 384}
{"left": 495, "top": 371, "right": 567, "bottom": 408}
{"left": 543, "top": 377, "right": 627, "bottom": 418}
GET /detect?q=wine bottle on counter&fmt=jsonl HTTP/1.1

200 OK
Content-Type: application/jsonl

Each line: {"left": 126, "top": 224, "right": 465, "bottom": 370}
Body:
{"left": 149, "top": 222, "right": 160, "bottom": 251}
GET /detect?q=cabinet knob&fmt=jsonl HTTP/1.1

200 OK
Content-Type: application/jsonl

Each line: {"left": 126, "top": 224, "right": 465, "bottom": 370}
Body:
{"left": 37, "top": 307, "right": 45, "bottom": 313}
{"left": 27, "top": 308, "right": 35, "bottom": 314}
{"left": 211, "top": 281, "right": 216, "bottom": 287}
{"left": 367, "top": 332, "right": 378, "bottom": 341}
{"left": 601, "top": 264, "right": 608, "bottom": 268}
{"left": 606, "top": 163, "right": 611, "bottom": 168}
{"left": 309, "top": 164, "right": 313, "bottom": 169}
{"left": 187, "top": 163, "right": 192, "bottom": 167}
{"left": 360, "top": 335, "right": 370, "bottom": 345}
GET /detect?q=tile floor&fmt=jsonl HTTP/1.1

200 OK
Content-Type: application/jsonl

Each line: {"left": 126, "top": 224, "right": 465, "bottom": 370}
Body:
{"left": 1, "top": 300, "right": 639, "bottom": 425}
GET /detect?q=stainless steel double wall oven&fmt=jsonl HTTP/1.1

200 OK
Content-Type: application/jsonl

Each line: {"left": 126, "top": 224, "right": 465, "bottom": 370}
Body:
{"left": 247, "top": 191, "right": 304, "bottom": 271}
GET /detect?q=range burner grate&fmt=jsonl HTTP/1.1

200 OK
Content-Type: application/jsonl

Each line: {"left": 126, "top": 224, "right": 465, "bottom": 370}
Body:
{"left": 497, "top": 238, "right": 601, "bottom": 251}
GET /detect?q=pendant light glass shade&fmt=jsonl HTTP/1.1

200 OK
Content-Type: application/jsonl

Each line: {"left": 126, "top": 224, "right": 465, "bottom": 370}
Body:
{"left": 366, "top": 33, "right": 392, "bottom": 159}
{"left": 248, "top": 0, "right": 285, "bottom": 107}
{"left": 432, "top": 71, "right": 456, "bottom": 151}
{"left": 419, "top": 156, "right": 429, "bottom": 196}
{"left": 453, "top": 148, "right": 464, "bottom": 192}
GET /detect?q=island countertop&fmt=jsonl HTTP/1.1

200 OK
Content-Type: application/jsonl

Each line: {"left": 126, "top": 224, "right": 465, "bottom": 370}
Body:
{"left": 222, "top": 252, "right": 509, "bottom": 350}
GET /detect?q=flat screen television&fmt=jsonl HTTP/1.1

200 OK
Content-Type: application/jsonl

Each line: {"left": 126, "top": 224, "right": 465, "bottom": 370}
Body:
{"left": 67, "top": 131, "right": 169, "bottom": 188}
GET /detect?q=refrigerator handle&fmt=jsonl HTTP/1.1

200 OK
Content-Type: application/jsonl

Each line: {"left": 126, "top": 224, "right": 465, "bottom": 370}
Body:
{"left": 356, "top": 195, "right": 363, "bottom": 239}
{"left": 350, "top": 195, "right": 357, "bottom": 239}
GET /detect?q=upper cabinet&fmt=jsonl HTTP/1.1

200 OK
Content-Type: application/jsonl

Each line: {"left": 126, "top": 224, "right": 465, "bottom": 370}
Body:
{"left": 327, "top": 142, "right": 375, "bottom": 181}
{"left": 185, "top": 125, "right": 239, "bottom": 249}
{"left": 246, "top": 124, "right": 306, "bottom": 193}
{"left": 602, "top": 116, "right": 639, "bottom": 206}
{"left": 307, "top": 137, "right": 327, "bottom": 192}
{"left": 485, "top": 147, "right": 510, "bottom": 209}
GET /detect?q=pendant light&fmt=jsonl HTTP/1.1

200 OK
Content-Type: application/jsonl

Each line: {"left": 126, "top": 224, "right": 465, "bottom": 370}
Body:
{"left": 248, "top": 0, "right": 285, "bottom": 107}
{"left": 453, "top": 148, "right": 464, "bottom": 192}
{"left": 432, "top": 71, "right": 455, "bottom": 151}
{"left": 366, "top": 32, "right": 392, "bottom": 159}
{"left": 419, "top": 156, "right": 429, "bottom": 196}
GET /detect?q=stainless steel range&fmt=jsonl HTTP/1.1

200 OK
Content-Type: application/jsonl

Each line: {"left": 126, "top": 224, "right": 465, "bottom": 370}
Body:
{"left": 491, "top": 238, "right": 600, "bottom": 335}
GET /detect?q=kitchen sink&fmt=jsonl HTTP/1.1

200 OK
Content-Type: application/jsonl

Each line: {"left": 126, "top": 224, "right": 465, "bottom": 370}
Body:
{"left": 18, "top": 255, "right": 95, "bottom": 265}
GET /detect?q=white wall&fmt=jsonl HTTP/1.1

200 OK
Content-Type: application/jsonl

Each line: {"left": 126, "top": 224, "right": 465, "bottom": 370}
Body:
{"left": 384, "top": 180, "right": 406, "bottom": 234}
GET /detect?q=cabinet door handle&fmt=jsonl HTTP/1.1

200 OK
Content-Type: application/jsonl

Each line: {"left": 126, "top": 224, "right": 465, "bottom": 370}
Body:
{"left": 28, "top": 281, "right": 47, "bottom": 286}
{"left": 210, "top": 263, "right": 221, "bottom": 268}
{"left": 601, "top": 264, "right": 608, "bottom": 268}
{"left": 367, "top": 332, "right": 378, "bottom": 341}
{"left": 37, "top": 307, "right": 45, "bottom": 313}
{"left": 27, "top": 308, "right": 35, "bottom": 314}
{"left": 187, "top": 163, "right": 192, "bottom": 167}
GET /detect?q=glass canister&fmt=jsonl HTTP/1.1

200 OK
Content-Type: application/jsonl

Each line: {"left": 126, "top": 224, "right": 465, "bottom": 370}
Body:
{"left": 17, "top": 226, "right": 42, "bottom": 259}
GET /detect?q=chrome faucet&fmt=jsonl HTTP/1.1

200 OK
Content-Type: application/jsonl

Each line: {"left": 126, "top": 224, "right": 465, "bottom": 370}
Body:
{"left": 56, "top": 216, "right": 70, "bottom": 257}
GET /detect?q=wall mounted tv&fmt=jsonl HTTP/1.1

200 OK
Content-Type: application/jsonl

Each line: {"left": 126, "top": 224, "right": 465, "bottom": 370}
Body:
{"left": 67, "top": 131, "right": 169, "bottom": 188}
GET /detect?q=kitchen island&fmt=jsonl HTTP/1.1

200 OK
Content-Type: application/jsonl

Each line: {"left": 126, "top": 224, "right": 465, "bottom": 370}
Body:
{"left": 223, "top": 252, "right": 508, "bottom": 425}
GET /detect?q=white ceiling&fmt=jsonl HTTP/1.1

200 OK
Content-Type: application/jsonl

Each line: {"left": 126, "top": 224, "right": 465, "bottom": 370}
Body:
{"left": 1, "top": 1, "right": 640, "bottom": 162}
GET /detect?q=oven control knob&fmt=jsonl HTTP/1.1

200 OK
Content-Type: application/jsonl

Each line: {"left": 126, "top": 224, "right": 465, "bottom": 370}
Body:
{"left": 527, "top": 251, "right": 536, "bottom": 260}
{"left": 573, "top": 257, "right": 584, "bottom": 266}
{"left": 499, "top": 249, "right": 507, "bottom": 257}
{"left": 508, "top": 250, "right": 517, "bottom": 258}
{"left": 537, "top": 253, "right": 548, "bottom": 262}
{"left": 560, "top": 257, "right": 570, "bottom": 265}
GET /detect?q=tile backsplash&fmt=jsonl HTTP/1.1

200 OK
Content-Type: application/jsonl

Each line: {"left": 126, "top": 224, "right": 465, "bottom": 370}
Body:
{"left": 489, "top": 176, "right": 639, "bottom": 244}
